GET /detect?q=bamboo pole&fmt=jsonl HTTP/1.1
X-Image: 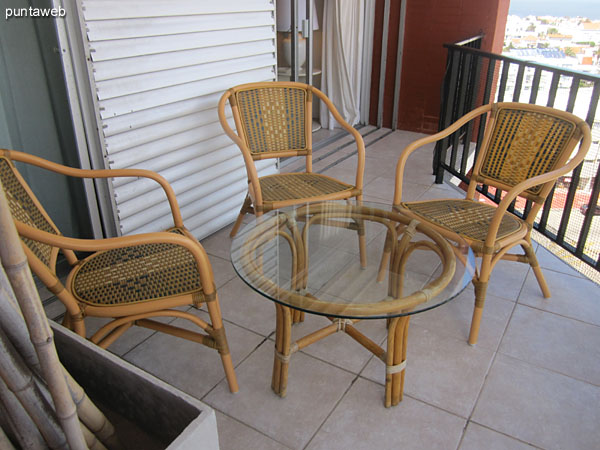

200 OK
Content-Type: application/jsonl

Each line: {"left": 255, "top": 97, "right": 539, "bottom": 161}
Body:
{"left": 0, "top": 182, "right": 88, "bottom": 450}
{"left": 80, "top": 422, "right": 108, "bottom": 450}
{"left": 0, "top": 327, "right": 68, "bottom": 449}
{"left": 0, "top": 264, "right": 41, "bottom": 373}
{"left": 0, "top": 377, "right": 47, "bottom": 449}
{"left": 66, "top": 373, "right": 120, "bottom": 449}
{"left": 1, "top": 262, "right": 119, "bottom": 448}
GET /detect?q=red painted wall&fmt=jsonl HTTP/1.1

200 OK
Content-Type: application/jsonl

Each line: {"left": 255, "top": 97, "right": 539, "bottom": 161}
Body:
{"left": 370, "top": 0, "right": 510, "bottom": 133}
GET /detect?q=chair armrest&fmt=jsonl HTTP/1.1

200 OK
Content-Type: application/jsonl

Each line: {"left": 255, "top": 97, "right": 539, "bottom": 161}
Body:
{"left": 15, "top": 222, "right": 217, "bottom": 295}
{"left": 311, "top": 87, "right": 366, "bottom": 190}
{"left": 3, "top": 149, "right": 184, "bottom": 229}
{"left": 392, "top": 104, "right": 494, "bottom": 204}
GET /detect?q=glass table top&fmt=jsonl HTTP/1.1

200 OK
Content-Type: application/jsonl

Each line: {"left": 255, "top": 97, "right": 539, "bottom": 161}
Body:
{"left": 231, "top": 201, "right": 475, "bottom": 319}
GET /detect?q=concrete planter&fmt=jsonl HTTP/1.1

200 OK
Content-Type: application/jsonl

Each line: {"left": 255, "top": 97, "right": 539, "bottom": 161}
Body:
{"left": 51, "top": 322, "right": 219, "bottom": 449}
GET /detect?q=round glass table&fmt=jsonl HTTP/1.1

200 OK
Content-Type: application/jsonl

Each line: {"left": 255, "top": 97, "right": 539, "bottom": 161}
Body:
{"left": 231, "top": 201, "right": 475, "bottom": 407}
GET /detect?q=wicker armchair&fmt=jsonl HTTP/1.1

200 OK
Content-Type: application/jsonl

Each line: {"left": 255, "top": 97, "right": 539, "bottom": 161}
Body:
{"left": 383, "top": 102, "right": 591, "bottom": 345}
{"left": 0, "top": 150, "right": 238, "bottom": 393}
{"left": 218, "top": 81, "right": 366, "bottom": 239}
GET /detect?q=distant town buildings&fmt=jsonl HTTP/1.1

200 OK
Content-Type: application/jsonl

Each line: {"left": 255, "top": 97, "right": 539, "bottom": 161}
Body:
{"left": 504, "top": 15, "right": 600, "bottom": 74}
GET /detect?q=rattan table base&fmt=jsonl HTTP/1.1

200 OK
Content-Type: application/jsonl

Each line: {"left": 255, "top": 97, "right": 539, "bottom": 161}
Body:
{"left": 271, "top": 304, "right": 410, "bottom": 407}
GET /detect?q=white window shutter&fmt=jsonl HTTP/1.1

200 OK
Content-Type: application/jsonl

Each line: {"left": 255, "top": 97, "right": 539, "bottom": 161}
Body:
{"left": 79, "top": 0, "right": 278, "bottom": 238}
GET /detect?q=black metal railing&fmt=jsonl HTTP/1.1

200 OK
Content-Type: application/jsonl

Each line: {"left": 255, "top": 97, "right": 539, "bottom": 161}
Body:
{"left": 434, "top": 39, "right": 600, "bottom": 272}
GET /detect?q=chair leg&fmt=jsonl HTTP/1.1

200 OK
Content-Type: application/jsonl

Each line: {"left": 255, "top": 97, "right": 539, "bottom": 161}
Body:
{"left": 385, "top": 315, "right": 410, "bottom": 407}
{"left": 377, "top": 231, "right": 393, "bottom": 282}
{"left": 230, "top": 194, "right": 252, "bottom": 238}
{"left": 468, "top": 284, "right": 486, "bottom": 346}
{"left": 272, "top": 304, "right": 293, "bottom": 397}
{"left": 206, "top": 300, "right": 239, "bottom": 393}
{"left": 64, "top": 313, "right": 86, "bottom": 338}
{"left": 358, "top": 227, "right": 367, "bottom": 269}
{"left": 468, "top": 254, "right": 492, "bottom": 346}
{"left": 522, "top": 242, "right": 551, "bottom": 298}
{"left": 291, "top": 308, "right": 305, "bottom": 324}
{"left": 62, "top": 313, "right": 72, "bottom": 329}
{"left": 346, "top": 198, "right": 367, "bottom": 268}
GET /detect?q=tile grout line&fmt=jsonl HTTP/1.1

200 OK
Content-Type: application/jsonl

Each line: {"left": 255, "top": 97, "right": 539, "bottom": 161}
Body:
{"left": 200, "top": 334, "right": 271, "bottom": 402}
{"left": 457, "top": 264, "right": 533, "bottom": 449}
{"left": 301, "top": 370, "right": 364, "bottom": 450}
{"left": 211, "top": 409, "right": 295, "bottom": 450}
{"left": 300, "top": 330, "right": 388, "bottom": 449}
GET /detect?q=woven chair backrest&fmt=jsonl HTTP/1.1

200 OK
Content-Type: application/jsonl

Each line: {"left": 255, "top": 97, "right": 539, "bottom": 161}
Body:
{"left": 478, "top": 105, "right": 579, "bottom": 199}
{"left": 233, "top": 85, "right": 308, "bottom": 156}
{"left": 0, "top": 156, "right": 61, "bottom": 272}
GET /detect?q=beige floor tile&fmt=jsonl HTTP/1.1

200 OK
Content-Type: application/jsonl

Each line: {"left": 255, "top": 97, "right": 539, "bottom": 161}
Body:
{"left": 362, "top": 176, "right": 395, "bottom": 202}
{"left": 83, "top": 315, "right": 160, "bottom": 356}
{"left": 319, "top": 263, "right": 431, "bottom": 310}
{"left": 361, "top": 324, "right": 495, "bottom": 418}
{"left": 44, "top": 297, "right": 67, "bottom": 322}
{"left": 485, "top": 259, "right": 531, "bottom": 301}
{"left": 311, "top": 146, "right": 357, "bottom": 174}
{"left": 518, "top": 269, "right": 600, "bottom": 326}
{"left": 360, "top": 129, "right": 394, "bottom": 152}
{"left": 36, "top": 282, "right": 55, "bottom": 302}
{"left": 459, "top": 423, "right": 536, "bottom": 450}
{"left": 410, "top": 287, "right": 515, "bottom": 351}
{"left": 367, "top": 134, "right": 432, "bottom": 164}
{"left": 300, "top": 245, "right": 369, "bottom": 294}
{"left": 217, "top": 276, "right": 277, "bottom": 337}
{"left": 210, "top": 254, "right": 238, "bottom": 289}
{"left": 201, "top": 223, "right": 236, "bottom": 260}
{"left": 365, "top": 143, "right": 403, "bottom": 162}
{"left": 416, "top": 182, "right": 465, "bottom": 201}
{"left": 216, "top": 412, "right": 290, "bottom": 450}
{"left": 499, "top": 304, "right": 600, "bottom": 385}
{"left": 398, "top": 181, "right": 440, "bottom": 202}
{"left": 403, "top": 163, "right": 437, "bottom": 186}
{"left": 203, "top": 341, "right": 355, "bottom": 450}
{"left": 472, "top": 354, "right": 600, "bottom": 450}
{"left": 321, "top": 156, "right": 373, "bottom": 185}
{"left": 366, "top": 151, "right": 437, "bottom": 188}
{"left": 124, "top": 310, "right": 265, "bottom": 399}
{"left": 369, "top": 129, "right": 427, "bottom": 146}
{"left": 535, "top": 245, "right": 586, "bottom": 279}
{"left": 363, "top": 193, "right": 394, "bottom": 203}
{"left": 306, "top": 378, "right": 466, "bottom": 450}
{"left": 304, "top": 212, "right": 386, "bottom": 256}
{"left": 362, "top": 154, "right": 403, "bottom": 181}
{"left": 361, "top": 176, "right": 436, "bottom": 204}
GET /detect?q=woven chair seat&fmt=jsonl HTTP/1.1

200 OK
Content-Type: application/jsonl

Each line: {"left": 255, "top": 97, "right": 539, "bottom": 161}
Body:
{"left": 260, "top": 173, "right": 360, "bottom": 207}
{"left": 400, "top": 199, "right": 525, "bottom": 248}
{"left": 71, "top": 228, "right": 205, "bottom": 306}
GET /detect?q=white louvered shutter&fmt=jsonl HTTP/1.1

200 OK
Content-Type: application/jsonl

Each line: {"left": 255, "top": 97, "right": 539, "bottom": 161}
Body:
{"left": 79, "top": 0, "right": 278, "bottom": 238}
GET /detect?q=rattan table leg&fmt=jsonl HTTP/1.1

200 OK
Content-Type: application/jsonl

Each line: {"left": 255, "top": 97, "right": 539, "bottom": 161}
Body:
{"left": 358, "top": 221, "right": 367, "bottom": 269}
{"left": 291, "top": 309, "right": 305, "bottom": 323}
{"left": 272, "top": 304, "right": 283, "bottom": 393}
{"left": 385, "top": 315, "right": 410, "bottom": 407}
{"left": 272, "top": 304, "right": 293, "bottom": 397}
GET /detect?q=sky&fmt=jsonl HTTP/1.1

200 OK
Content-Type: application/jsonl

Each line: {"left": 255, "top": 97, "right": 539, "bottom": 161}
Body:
{"left": 508, "top": 0, "right": 600, "bottom": 20}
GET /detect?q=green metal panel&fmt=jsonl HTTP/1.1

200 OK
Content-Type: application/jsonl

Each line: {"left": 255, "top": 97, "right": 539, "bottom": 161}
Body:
{"left": 0, "top": 0, "right": 92, "bottom": 238}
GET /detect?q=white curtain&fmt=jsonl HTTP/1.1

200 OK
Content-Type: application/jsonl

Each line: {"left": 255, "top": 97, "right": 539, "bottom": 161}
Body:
{"left": 320, "top": 0, "right": 364, "bottom": 129}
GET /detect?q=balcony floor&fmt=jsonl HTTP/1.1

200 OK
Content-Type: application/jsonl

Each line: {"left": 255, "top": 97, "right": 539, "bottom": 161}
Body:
{"left": 43, "top": 129, "right": 600, "bottom": 450}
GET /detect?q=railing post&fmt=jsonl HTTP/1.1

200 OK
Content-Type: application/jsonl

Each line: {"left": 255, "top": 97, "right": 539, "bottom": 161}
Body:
{"left": 434, "top": 48, "right": 460, "bottom": 183}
